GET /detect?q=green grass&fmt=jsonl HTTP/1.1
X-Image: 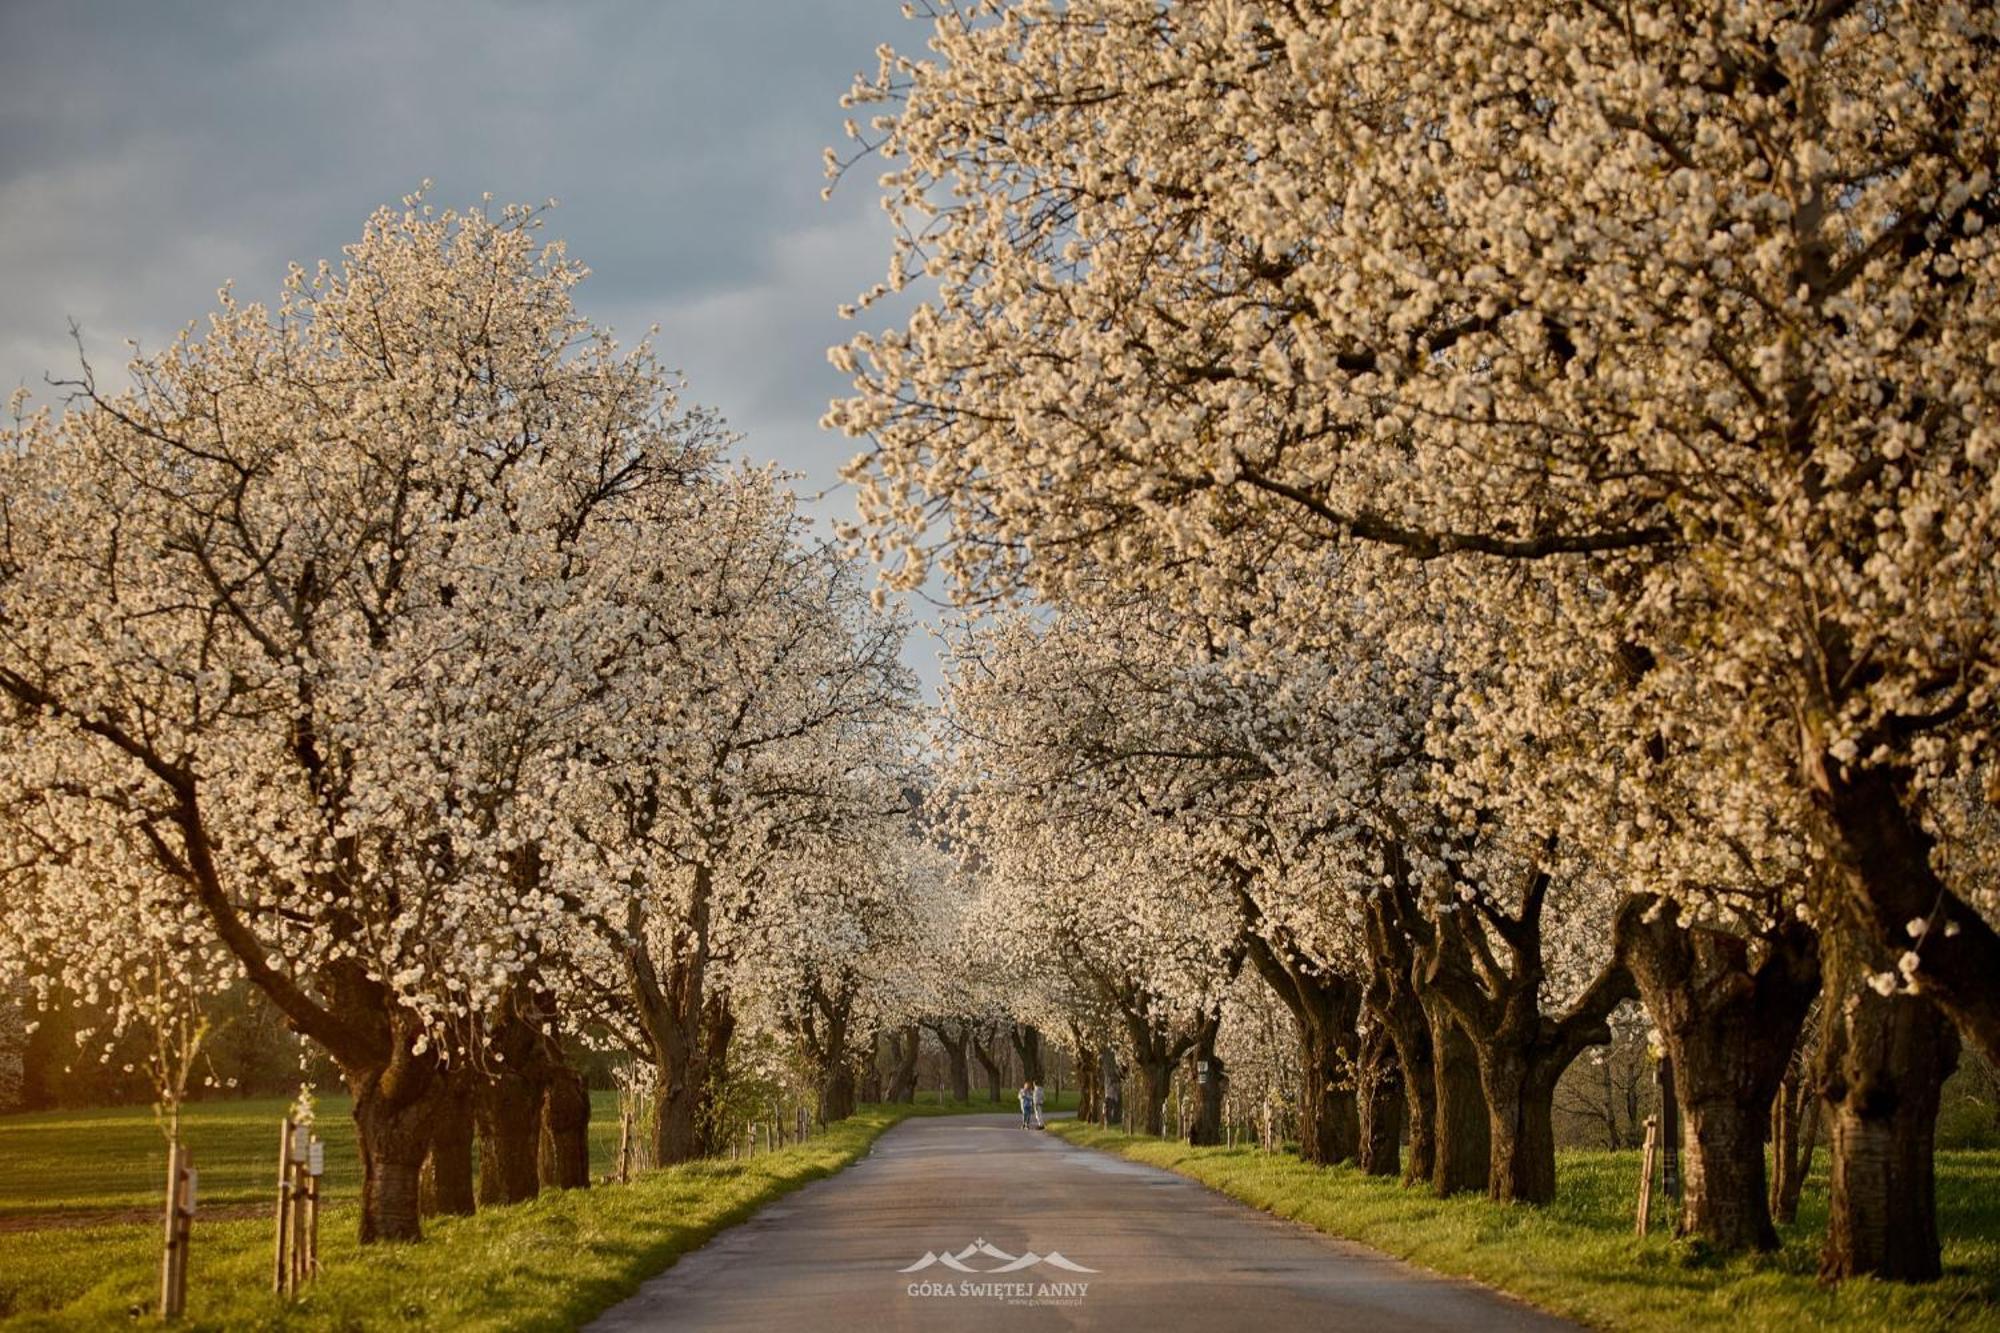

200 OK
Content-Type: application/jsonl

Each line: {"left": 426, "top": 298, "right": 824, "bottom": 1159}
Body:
{"left": 0, "top": 1094, "right": 634, "bottom": 1219}
{"left": 0, "top": 1102, "right": 942, "bottom": 1330}
{"left": 1050, "top": 1122, "right": 2000, "bottom": 1332}
{"left": 0, "top": 1088, "right": 1058, "bottom": 1220}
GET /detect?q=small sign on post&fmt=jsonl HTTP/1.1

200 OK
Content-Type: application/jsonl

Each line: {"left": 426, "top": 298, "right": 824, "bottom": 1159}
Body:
{"left": 302, "top": 1138, "right": 323, "bottom": 1284}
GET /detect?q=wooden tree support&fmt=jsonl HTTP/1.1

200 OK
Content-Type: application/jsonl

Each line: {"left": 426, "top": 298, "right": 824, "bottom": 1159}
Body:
{"left": 615, "top": 1109, "right": 634, "bottom": 1184}
{"left": 159, "top": 1142, "right": 196, "bottom": 1320}
{"left": 273, "top": 1119, "right": 323, "bottom": 1297}
{"left": 1635, "top": 1113, "right": 1659, "bottom": 1237}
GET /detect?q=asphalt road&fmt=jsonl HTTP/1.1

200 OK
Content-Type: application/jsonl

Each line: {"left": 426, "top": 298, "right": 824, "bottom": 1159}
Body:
{"left": 587, "top": 1113, "right": 1578, "bottom": 1333}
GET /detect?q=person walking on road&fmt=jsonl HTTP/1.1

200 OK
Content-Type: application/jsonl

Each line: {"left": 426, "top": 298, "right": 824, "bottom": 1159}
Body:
{"left": 1031, "top": 1081, "right": 1045, "bottom": 1128}
{"left": 1018, "top": 1081, "right": 1033, "bottom": 1127}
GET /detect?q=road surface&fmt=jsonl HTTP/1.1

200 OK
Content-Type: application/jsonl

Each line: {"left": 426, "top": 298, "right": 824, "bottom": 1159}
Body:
{"left": 589, "top": 1113, "right": 1577, "bottom": 1332}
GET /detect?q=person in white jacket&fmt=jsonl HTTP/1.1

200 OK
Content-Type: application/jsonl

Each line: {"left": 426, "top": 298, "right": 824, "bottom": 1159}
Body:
{"left": 1031, "top": 1081, "right": 1045, "bottom": 1128}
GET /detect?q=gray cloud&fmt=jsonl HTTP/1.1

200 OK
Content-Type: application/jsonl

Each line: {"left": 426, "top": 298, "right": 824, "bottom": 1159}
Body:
{"left": 0, "top": 0, "right": 953, "bottom": 694}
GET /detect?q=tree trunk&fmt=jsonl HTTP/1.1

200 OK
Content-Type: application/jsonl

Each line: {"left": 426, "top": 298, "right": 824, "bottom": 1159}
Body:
{"left": 1358, "top": 1021, "right": 1403, "bottom": 1177}
{"left": 538, "top": 1064, "right": 591, "bottom": 1190}
{"left": 1363, "top": 884, "right": 1436, "bottom": 1187}
{"left": 1625, "top": 899, "right": 1819, "bottom": 1251}
{"left": 1137, "top": 1058, "right": 1173, "bottom": 1136}
{"left": 1298, "top": 1014, "right": 1360, "bottom": 1165}
{"left": 812, "top": 994, "right": 857, "bottom": 1124}
{"left": 1099, "top": 1048, "right": 1124, "bottom": 1127}
{"left": 1188, "top": 1018, "right": 1226, "bottom": 1146}
{"left": 1012, "top": 1024, "right": 1045, "bottom": 1083}
{"left": 1073, "top": 1037, "right": 1101, "bottom": 1123}
{"left": 420, "top": 1073, "right": 476, "bottom": 1217}
{"left": 1430, "top": 1008, "right": 1490, "bottom": 1197}
{"left": 693, "top": 993, "right": 736, "bottom": 1157}
{"left": 475, "top": 1071, "right": 542, "bottom": 1206}
{"left": 1599, "top": 1053, "right": 1625, "bottom": 1150}
{"left": 858, "top": 1032, "right": 884, "bottom": 1104}
{"left": 350, "top": 1052, "right": 445, "bottom": 1243}
{"left": 822, "top": 1062, "right": 857, "bottom": 1122}
{"left": 885, "top": 1024, "right": 921, "bottom": 1103}
{"left": 973, "top": 1030, "right": 1004, "bottom": 1103}
{"left": 1814, "top": 760, "right": 2000, "bottom": 1071}
{"left": 623, "top": 861, "right": 715, "bottom": 1167}
{"left": 1771, "top": 1073, "right": 1820, "bottom": 1226}
{"left": 1819, "top": 924, "right": 1961, "bottom": 1283}
{"left": 942, "top": 1032, "right": 971, "bottom": 1103}
{"left": 1474, "top": 1048, "right": 1559, "bottom": 1204}
{"left": 651, "top": 1065, "right": 702, "bottom": 1166}
{"left": 1236, "top": 890, "right": 1361, "bottom": 1166}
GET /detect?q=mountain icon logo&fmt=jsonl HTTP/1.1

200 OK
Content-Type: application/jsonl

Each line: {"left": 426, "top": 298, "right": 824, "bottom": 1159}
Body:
{"left": 899, "top": 1238, "right": 1097, "bottom": 1274}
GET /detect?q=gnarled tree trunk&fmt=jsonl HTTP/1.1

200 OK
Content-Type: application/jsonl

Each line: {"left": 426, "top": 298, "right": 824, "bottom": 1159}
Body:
{"left": 1187, "top": 1016, "right": 1226, "bottom": 1145}
{"left": 972, "top": 1026, "right": 1004, "bottom": 1103}
{"left": 420, "top": 1070, "right": 476, "bottom": 1217}
{"left": 884, "top": 1024, "right": 921, "bottom": 1103}
{"left": 927, "top": 1020, "right": 972, "bottom": 1103}
{"left": 1357, "top": 1019, "right": 1404, "bottom": 1177}
{"left": 1426, "top": 1004, "right": 1491, "bottom": 1196}
{"left": 1421, "top": 862, "right": 1637, "bottom": 1204}
{"left": 1236, "top": 879, "right": 1360, "bottom": 1164}
{"left": 1625, "top": 897, "right": 1819, "bottom": 1252}
{"left": 475, "top": 1069, "right": 542, "bottom": 1206}
{"left": 1364, "top": 855, "right": 1438, "bottom": 1187}
{"left": 1136, "top": 1056, "right": 1174, "bottom": 1135}
{"left": 1011, "top": 1024, "right": 1045, "bottom": 1084}
{"left": 693, "top": 992, "right": 736, "bottom": 1156}
{"left": 349, "top": 1038, "right": 448, "bottom": 1243}
{"left": 539, "top": 1064, "right": 592, "bottom": 1190}
{"left": 858, "top": 1032, "right": 885, "bottom": 1104}
{"left": 1819, "top": 922, "right": 1960, "bottom": 1282}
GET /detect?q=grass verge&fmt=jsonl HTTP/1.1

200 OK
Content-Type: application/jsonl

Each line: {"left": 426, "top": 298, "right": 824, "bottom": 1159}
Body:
{"left": 0, "top": 1103, "right": 928, "bottom": 1330}
{"left": 1048, "top": 1122, "right": 2000, "bottom": 1332}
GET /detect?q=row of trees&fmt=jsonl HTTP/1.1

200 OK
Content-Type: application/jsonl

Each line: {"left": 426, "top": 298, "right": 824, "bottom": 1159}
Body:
{"left": 829, "top": 0, "right": 2000, "bottom": 1284}
{"left": 0, "top": 198, "right": 924, "bottom": 1242}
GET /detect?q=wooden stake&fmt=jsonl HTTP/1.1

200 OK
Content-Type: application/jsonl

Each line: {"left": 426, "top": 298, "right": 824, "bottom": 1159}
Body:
{"left": 615, "top": 1109, "right": 632, "bottom": 1184}
{"left": 1636, "top": 1114, "right": 1659, "bottom": 1237}
{"left": 160, "top": 1141, "right": 187, "bottom": 1319}
{"left": 272, "top": 1119, "right": 294, "bottom": 1295}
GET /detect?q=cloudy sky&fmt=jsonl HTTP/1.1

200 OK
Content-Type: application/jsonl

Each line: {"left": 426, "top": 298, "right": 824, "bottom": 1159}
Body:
{"left": 0, "top": 0, "right": 953, "bottom": 690}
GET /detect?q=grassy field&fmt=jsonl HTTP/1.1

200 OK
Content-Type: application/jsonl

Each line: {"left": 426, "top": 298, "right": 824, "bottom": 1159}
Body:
{"left": 0, "top": 1087, "right": 1059, "bottom": 1221}
{"left": 0, "top": 1090, "right": 1068, "bottom": 1328}
{"left": 1050, "top": 1121, "right": 2000, "bottom": 1332}
{"left": 0, "top": 1097, "right": 1030, "bottom": 1329}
